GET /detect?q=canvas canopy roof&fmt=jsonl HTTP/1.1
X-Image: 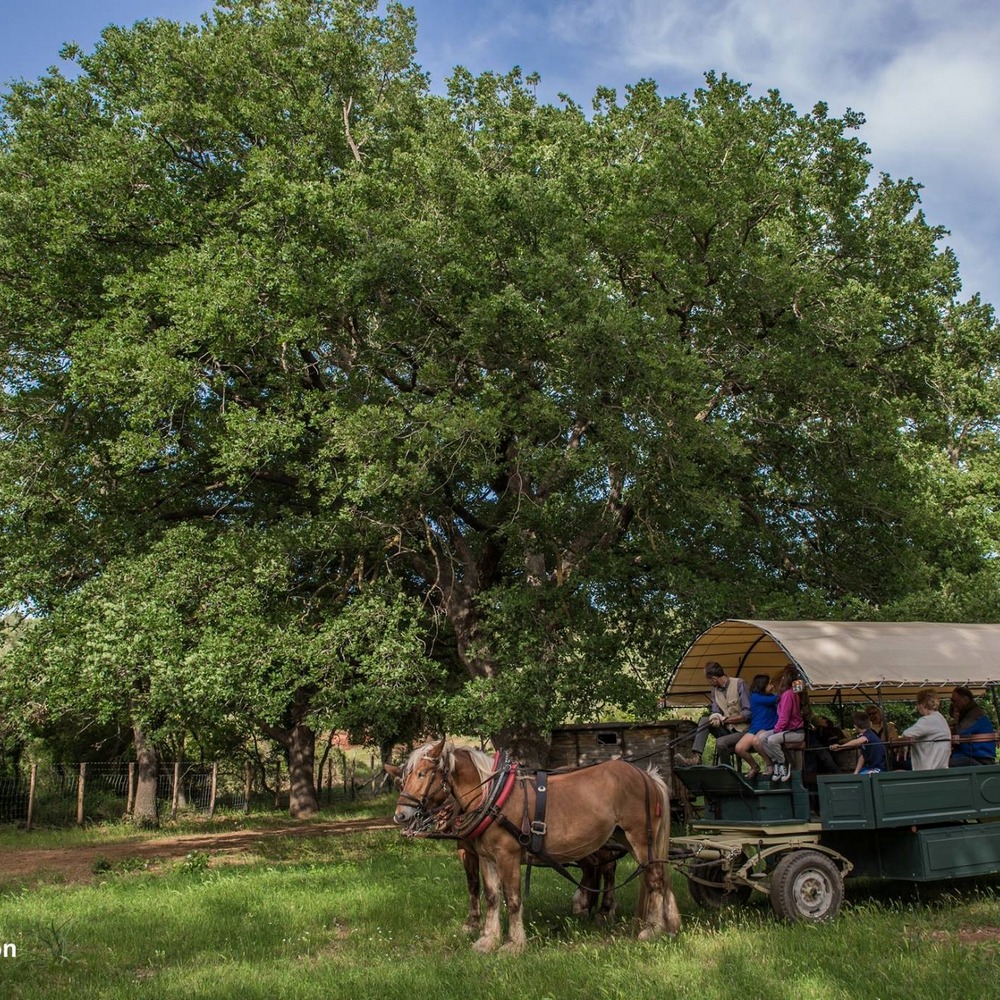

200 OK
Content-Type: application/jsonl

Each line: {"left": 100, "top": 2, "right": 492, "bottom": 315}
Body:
{"left": 664, "top": 620, "right": 1000, "bottom": 706}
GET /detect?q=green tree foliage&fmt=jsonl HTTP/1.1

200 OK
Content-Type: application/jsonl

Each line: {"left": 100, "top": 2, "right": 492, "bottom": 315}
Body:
{"left": 2, "top": 2, "right": 998, "bottom": 769}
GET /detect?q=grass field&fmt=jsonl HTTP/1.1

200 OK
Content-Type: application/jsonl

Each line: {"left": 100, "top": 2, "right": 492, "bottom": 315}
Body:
{"left": 0, "top": 800, "right": 998, "bottom": 1000}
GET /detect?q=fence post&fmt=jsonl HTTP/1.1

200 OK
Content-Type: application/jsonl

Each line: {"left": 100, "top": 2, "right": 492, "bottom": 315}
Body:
{"left": 243, "top": 761, "right": 252, "bottom": 815}
{"left": 76, "top": 763, "right": 86, "bottom": 826}
{"left": 171, "top": 762, "right": 181, "bottom": 821}
{"left": 274, "top": 760, "right": 281, "bottom": 809}
{"left": 26, "top": 763, "right": 37, "bottom": 832}
{"left": 208, "top": 762, "right": 218, "bottom": 818}
{"left": 126, "top": 763, "right": 135, "bottom": 817}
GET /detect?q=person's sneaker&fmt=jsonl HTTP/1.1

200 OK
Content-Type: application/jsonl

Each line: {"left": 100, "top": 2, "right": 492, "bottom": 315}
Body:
{"left": 780, "top": 766, "right": 793, "bottom": 783}
{"left": 771, "top": 763, "right": 785, "bottom": 781}
{"left": 675, "top": 753, "right": 701, "bottom": 767}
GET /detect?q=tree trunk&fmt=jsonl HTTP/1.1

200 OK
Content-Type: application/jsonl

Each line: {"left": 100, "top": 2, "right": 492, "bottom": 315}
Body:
{"left": 132, "top": 724, "right": 159, "bottom": 828}
{"left": 287, "top": 722, "right": 319, "bottom": 819}
{"left": 262, "top": 687, "right": 320, "bottom": 820}
{"left": 494, "top": 723, "right": 551, "bottom": 769}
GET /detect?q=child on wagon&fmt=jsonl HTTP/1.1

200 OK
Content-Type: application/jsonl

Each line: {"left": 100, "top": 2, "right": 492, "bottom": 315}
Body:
{"left": 735, "top": 673, "right": 778, "bottom": 779}
{"left": 831, "top": 712, "right": 888, "bottom": 774}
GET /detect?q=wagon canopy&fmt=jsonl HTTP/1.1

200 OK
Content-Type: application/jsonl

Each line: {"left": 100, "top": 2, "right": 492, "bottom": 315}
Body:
{"left": 664, "top": 620, "right": 1000, "bottom": 705}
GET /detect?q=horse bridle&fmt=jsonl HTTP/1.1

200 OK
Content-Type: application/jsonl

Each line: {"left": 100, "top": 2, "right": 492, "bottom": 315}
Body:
{"left": 397, "top": 754, "right": 468, "bottom": 831}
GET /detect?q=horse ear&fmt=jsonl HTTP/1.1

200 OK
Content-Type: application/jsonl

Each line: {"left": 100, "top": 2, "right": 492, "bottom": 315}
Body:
{"left": 431, "top": 736, "right": 448, "bottom": 757}
{"left": 384, "top": 763, "right": 402, "bottom": 783}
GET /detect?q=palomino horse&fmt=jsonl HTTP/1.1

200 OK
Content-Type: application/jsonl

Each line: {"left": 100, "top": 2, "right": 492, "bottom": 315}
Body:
{"left": 390, "top": 738, "right": 679, "bottom": 953}
{"left": 386, "top": 753, "right": 620, "bottom": 933}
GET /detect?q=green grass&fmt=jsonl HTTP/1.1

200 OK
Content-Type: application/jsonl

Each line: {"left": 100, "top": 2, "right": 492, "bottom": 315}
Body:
{"left": 0, "top": 827, "right": 998, "bottom": 999}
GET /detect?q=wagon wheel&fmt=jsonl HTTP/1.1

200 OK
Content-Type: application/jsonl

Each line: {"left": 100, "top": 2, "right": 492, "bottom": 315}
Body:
{"left": 769, "top": 850, "right": 843, "bottom": 922}
{"left": 687, "top": 862, "right": 753, "bottom": 909}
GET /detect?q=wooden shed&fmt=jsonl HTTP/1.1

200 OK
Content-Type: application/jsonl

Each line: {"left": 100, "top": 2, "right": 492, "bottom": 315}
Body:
{"left": 548, "top": 720, "right": 696, "bottom": 772}
{"left": 548, "top": 720, "right": 699, "bottom": 823}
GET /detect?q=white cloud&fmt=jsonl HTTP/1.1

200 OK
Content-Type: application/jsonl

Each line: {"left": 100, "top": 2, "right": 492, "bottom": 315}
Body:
{"left": 853, "top": 28, "right": 1000, "bottom": 174}
{"left": 545, "top": 0, "right": 1000, "bottom": 304}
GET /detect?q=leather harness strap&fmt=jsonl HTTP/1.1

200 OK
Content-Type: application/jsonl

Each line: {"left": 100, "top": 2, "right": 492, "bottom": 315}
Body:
{"left": 530, "top": 771, "right": 548, "bottom": 854}
{"left": 525, "top": 770, "right": 548, "bottom": 896}
{"left": 484, "top": 770, "right": 591, "bottom": 895}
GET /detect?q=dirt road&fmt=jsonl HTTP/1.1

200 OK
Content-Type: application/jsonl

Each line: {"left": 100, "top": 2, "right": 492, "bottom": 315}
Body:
{"left": 0, "top": 817, "right": 395, "bottom": 883}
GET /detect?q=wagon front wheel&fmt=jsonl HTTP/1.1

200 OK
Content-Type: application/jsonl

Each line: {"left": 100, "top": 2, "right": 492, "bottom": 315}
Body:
{"left": 687, "top": 863, "right": 752, "bottom": 909}
{"left": 769, "top": 851, "right": 843, "bottom": 922}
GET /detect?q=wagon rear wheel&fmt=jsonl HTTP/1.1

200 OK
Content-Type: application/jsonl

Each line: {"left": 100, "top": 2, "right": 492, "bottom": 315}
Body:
{"left": 687, "top": 862, "right": 753, "bottom": 909}
{"left": 769, "top": 850, "right": 843, "bottom": 922}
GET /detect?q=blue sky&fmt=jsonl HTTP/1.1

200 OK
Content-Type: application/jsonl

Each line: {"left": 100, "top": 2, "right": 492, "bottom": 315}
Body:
{"left": 2, "top": 0, "right": 998, "bottom": 309}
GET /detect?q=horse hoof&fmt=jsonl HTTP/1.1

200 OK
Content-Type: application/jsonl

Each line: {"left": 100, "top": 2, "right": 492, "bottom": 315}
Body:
{"left": 462, "top": 920, "right": 480, "bottom": 935}
{"left": 500, "top": 940, "right": 527, "bottom": 955}
{"left": 472, "top": 937, "right": 497, "bottom": 954}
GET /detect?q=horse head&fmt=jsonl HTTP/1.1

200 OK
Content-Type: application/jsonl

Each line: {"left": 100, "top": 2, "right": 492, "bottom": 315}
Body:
{"left": 389, "top": 738, "right": 456, "bottom": 835}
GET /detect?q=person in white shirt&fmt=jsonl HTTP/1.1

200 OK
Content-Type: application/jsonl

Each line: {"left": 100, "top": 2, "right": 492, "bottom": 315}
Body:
{"left": 898, "top": 689, "right": 952, "bottom": 771}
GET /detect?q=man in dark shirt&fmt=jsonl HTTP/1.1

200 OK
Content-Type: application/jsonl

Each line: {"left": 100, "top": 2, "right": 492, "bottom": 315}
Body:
{"left": 948, "top": 687, "right": 997, "bottom": 766}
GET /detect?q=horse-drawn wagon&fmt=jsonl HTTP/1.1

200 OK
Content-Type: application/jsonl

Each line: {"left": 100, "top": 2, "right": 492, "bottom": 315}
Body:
{"left": 665, "top": 620, "right": 1000, "bottom": 921}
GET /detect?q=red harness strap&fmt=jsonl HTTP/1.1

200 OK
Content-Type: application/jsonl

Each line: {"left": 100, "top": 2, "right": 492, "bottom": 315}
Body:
{"left": 464, "top": 752, "right": 518, "bottom": 841}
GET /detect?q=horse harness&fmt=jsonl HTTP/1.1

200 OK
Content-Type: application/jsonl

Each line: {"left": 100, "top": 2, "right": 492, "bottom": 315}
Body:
{"left": 442, "top": 755, "right": 647, "bottom": 896}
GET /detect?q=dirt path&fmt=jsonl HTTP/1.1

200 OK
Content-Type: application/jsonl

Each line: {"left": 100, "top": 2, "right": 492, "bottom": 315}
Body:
{"left": 0, "top": 817, "right": 395, "bottom": 883}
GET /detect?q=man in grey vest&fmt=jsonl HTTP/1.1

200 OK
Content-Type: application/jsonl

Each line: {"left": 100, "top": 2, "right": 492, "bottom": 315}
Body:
{"left": 676, "top": 661, "right": 750, "bottom": 767}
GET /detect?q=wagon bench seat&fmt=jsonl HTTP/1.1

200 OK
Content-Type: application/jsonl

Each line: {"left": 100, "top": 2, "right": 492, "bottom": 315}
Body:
{"left": 673, "top": 764, "right": 812, "bottom": 825}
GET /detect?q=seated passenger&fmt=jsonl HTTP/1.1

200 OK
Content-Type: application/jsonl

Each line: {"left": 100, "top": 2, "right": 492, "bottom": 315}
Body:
{"left": 865, "top": 705, "right": 899, "bottom": 751}
{"left": 866, "top": 704, "right": 905, "bottom": 767}
{"left": 674, "top": 661, "right": 750, "bottom": 767}
{"left": 896, "top": 689, "right": 951, "bottom": 771}
{"left": 948, "top": 687, "right": 998, "bottom": 767}
{"left": 735, "top": 673, "right": 778, "bottom": 779}
{"left": 805, "top": 714, "right": 846, "bottom": 776}
{"left": 831, "top": 712, "right": 887, "bottom": 774}
{"left": 755, "top": 665, "right": 807, "bottom": 783}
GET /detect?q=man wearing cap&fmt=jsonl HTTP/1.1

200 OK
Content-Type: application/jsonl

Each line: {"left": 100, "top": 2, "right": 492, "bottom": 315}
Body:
{"left": 675, "top": 661, "right": 750, "bottom": 767}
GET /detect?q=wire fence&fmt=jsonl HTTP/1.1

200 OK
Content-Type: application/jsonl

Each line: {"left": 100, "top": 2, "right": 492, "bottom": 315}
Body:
{"left": 0, "top": 752, "right": 387, "bottom": 829}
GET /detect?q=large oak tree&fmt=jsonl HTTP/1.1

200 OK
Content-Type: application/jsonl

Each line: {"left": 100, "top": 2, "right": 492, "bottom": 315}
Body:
{"left": 3, "top": 1, "right": 998, "bottom": 781}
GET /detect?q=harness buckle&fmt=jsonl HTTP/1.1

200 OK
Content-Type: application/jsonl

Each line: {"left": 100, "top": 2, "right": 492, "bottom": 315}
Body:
{"left": 530, "top": 820, "right": 547, "bottom": 837}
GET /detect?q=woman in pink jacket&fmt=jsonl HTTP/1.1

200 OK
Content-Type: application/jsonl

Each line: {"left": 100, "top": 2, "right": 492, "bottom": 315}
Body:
{"left": 754, "top": 665, "right": 807, "bottom": 783}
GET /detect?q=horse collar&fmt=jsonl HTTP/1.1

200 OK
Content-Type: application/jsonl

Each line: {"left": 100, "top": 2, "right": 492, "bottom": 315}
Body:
{"left": 459, "top": 751, "right": 519, "bottom": 841}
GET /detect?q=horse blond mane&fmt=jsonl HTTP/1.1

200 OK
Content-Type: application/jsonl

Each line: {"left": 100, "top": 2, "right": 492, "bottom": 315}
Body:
{"left": 404, "top": 740, "right": 496, "bottom": 784}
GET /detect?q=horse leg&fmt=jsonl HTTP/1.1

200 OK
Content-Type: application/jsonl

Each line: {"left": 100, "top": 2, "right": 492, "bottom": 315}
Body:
{"left": 572, "top": 854, "right": 600, "bottom": 916}
{"left": 458, "top": 841, "right": 481, "bottom": 934}
{"left": 497, "top": 851, "right": 527, "bottom": 954}
{"left": 574, "top": 850, "right": 618, "bottom": 922}
{"left": 634, "top": 845, "right": 666, "bottom": 940}
{"left": 626, "top": 784, "right": 679, "bottom": 940}
{"left": 663, "top": 867, "right": 681, "bottom": 936}
{"left": 472, "top": 856, "right": 503, "bottom": 954}
{"left": 596, "top": 851, "right": 618, "bottom": 923}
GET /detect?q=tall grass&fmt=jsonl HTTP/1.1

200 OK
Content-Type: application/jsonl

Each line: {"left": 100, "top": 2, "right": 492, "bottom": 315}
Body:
{"left": 0, "top": 827, "right": 997, "bottom": 999}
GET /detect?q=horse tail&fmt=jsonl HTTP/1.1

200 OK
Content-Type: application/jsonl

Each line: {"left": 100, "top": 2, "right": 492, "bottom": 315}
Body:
{"left": 645, "top": 766, "right": 681, "bottom": 935}
{"left": 645, "top": 766, "right": 670, "bottom": 863}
